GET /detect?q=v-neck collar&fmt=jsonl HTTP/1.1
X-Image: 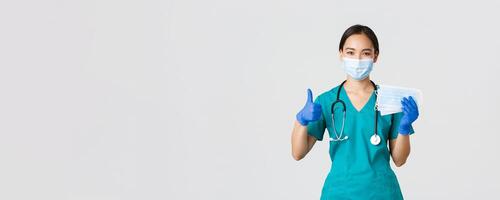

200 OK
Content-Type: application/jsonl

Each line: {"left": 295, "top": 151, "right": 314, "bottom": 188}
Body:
{"left": 339, "top": 86, "right": 376, "bottom": 113}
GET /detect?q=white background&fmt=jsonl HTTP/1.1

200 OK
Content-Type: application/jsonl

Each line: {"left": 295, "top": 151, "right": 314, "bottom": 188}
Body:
{"left": 0, "top": 0, "right": 499, "bottom": 199}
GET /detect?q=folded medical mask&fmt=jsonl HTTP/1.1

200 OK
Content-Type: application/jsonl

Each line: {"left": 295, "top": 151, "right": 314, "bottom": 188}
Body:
{"left": 376, "top": 85, "right": 423, "bottom": 116}
{"left": 341, "top": 57, "right": 374, "bottom": 80}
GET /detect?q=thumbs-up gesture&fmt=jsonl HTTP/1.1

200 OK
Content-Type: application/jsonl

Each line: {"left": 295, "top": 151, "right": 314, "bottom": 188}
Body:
{"left": 296, "top": 89, "right": 322, "bottom": 126}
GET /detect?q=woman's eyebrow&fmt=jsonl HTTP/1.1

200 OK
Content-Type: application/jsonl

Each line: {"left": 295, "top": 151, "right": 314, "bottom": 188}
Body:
{"left": 345, "top": 48, "right": 373, "bottom": 51}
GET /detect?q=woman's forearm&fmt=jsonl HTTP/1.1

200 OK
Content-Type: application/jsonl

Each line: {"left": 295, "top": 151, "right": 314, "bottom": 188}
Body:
{"left": 291, "top": 120, "right": 315, "bottom": 161}
{"left": 390, "top": 134, "right": 411, "bottom": 167}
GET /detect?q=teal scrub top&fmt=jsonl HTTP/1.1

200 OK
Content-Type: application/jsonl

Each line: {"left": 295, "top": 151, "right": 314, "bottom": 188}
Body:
{"left": 307, "top": 84, "right": 414, "bottom": 200}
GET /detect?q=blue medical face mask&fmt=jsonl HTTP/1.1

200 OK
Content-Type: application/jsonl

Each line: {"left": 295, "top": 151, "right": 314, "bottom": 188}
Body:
{"left": 341, "top": 57, "right": 374, "bottom": 80}
{"left": 376, "top": 85, "right": 423, "bottom": 116}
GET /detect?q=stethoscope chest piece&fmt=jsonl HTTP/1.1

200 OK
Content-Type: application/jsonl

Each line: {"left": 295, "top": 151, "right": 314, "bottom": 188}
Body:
{"left": 370, "top": 134, "right": 381, "bottom": 145}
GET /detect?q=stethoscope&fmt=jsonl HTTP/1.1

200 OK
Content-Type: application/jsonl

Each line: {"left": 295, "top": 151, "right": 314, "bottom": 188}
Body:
{"left": 329, "top": 80, "right": 381, "bottom": 146}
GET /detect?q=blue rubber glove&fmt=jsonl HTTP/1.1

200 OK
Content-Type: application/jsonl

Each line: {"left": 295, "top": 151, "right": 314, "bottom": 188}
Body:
{"left": 296, "top": 89, "right": 322, "bottom": 126}
{"left": 399, "top": 96, "right": 419, "bottom": 135}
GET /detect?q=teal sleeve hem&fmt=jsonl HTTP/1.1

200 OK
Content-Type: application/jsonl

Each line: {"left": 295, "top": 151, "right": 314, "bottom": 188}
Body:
{"left": 307, "top": 129, "right": 324, "bottom": 141}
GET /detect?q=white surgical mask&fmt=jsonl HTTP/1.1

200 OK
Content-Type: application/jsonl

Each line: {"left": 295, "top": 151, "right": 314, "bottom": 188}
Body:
{"left": 376, "top": 85, "right": 423, "bottom": 116}
{"left": 341, "top": 57, "right": 374, "bottom": 80}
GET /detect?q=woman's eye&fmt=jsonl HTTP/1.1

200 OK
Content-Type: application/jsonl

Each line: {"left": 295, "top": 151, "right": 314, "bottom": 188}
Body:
{"left": 347, "top": 52, "right": 354, "bottom": 55}
{"left": 364, "top": 52, "right": 371, "bottom": 56}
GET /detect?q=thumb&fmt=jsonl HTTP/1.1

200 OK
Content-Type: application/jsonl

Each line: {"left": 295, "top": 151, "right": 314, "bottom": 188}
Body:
{"left": 307, "top": 88, "right": 314, "bottom": 103}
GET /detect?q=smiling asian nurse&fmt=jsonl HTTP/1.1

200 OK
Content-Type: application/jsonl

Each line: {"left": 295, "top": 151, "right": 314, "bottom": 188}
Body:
{"left": 291, "top": 24, "right": 419, "bottom": 199}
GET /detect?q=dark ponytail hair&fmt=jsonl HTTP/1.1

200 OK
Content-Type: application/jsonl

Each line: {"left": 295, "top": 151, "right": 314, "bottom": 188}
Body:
{"left": 339, "top": 24, "right": 379, "bottom": 54}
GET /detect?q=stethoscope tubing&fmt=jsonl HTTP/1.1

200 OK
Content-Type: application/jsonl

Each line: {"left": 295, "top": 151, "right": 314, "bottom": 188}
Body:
{"left": 330, "top": 80, "right": 380, "bottom": 144}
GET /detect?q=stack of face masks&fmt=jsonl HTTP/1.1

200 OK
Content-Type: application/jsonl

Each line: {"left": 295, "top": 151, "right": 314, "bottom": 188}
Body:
{"left": 376, "top": 85, "right": 423, "bottom": 116}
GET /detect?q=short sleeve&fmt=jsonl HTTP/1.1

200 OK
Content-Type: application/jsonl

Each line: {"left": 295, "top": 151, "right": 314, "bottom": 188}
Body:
{"left": 389, "top": 112, "right": 415, "bottom": 140}
{"left": 306, "top": 97, "right": 326, "bottom": 141}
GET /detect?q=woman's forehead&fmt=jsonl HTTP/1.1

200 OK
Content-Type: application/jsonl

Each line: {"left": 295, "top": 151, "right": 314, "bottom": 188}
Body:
{"left": 343, "top": 34, "right": 374, "bottom": 50}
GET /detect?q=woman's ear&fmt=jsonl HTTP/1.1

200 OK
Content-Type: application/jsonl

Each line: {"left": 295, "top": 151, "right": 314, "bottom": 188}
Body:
{"left": 373, "top": 52, "right": 379, "bottom": 63}
{"left": 339, "top": 50, "right": 343, "bottom": 60}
